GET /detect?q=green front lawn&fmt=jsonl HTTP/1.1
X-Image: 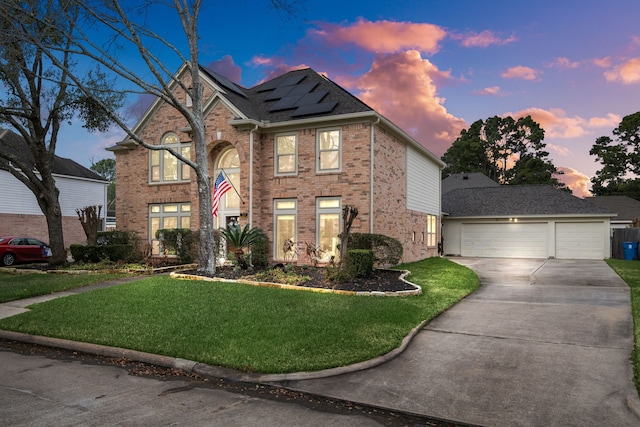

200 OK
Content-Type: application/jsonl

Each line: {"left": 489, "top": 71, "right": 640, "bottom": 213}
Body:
{"left": 0, "top": 257, "right": 478, "bottom": 374}
{"left": 606, "top": 259, "right": 640, "bottom": 394}
{"left": 0, "top": 272, "right": 127, "bottom": 303}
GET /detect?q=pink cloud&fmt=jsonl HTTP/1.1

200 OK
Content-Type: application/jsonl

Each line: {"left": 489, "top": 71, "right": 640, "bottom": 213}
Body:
{"left": 593, "top": 57, "right": 612, "bottom": 68}
{"left": 250, "top": 56, "right": 310, "bottom": 82}
{"left": 343, "top": 50, "right": 465, "bottom": 156}
{"left": 604, "top": 57, "right": 640, "bottom": 84}
{"left": 206, "top": 55, "right": 242, "bottom": 83}
{"left": 547, "top": 57, "right": 580, "bottom": 69}
{"left": 454, "top": 30, "right": 517, "bottom": 47}
{"left": 507, "top": 107, "right": 618, "bottom": 139}
{"left": 310, "top": 19, "right": 446, "bottom": 54}
{"left": 472, "top": 86, "right": 506, "bottom": 96}
{"left": 556, "top": 166, "right": 592, "bottom": 198}
{"left": 501, "top": 65, "right": 540, "bottom": 80}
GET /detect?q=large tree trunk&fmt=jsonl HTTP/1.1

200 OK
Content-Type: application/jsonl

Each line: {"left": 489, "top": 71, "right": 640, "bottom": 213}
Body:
{"left": 41, "top": 183, "right": 67, "bottom": 266}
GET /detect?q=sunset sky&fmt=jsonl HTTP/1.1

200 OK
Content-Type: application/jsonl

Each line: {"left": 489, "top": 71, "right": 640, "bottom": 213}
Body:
{"left": 58, "top": 0, "right": 640, "bottom": 197}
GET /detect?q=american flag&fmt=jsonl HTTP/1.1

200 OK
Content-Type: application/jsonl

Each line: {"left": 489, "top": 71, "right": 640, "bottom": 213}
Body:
{"left": 212, "top": 172, "right": 232, "bottom": 218}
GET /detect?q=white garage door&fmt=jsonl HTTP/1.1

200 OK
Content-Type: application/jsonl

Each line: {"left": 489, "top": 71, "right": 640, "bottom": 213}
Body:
{"left": 555, "top": 222, "right": 605, "bottom": 260}
{"left": 462, "top": 223, "right": 548, "bottom": 258}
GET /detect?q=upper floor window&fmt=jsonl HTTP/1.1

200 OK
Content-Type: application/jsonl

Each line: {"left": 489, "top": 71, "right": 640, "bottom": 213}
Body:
{"left": 150, "top": 132, "right": 191, "bottom": 183}
{"left": 275, "top": 133, "right": 297, "bottom": 175}
{"left": 317, "top": 128, "right": 341, "bottom": 172}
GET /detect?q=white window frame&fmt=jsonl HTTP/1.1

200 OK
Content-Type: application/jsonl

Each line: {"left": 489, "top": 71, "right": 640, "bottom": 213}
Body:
{"left": 149, "top": 203, "right": 191, "bottom": 255}
{"left": 274, "top": 133, "right": 298, "bottom": 176}
{"left": 427, "top": 214, "right": 437, "bottom": 247}
{"left": 316, "top": 128, "right": 341, "bottom": 173}
{"left": 316, "top": 197, "right": 342, "bottom": 262}
{"left": 149, "top": 132, "right": 191, "bottom": 183}
{"left": 274, "top": 199, "right": 297, "bottom": 261}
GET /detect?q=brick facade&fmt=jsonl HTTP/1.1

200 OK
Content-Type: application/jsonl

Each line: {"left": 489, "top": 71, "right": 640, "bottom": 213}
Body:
{"left": 114, "top": 68, "right": 441, "bottom": 265}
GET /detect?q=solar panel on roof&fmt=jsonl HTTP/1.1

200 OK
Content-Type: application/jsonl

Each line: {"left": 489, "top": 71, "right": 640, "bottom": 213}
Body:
{"left": 294, "top": 91, "right": 327, "bottom": 107}
{"left": 269, "top": 95, "right": 304, "bottom": 112}
{"left": 264, "top": 85, "right": 296, "bottom": 101}
{"left": 256, "top": 79, "right": 281, "bottom": 92}
{"left": 290, "top": 101, "right": 338, "bottom": 117}
{"left": 279, "top": 75, "right": 305, "bottom": 87}
{"left": 205, "top": 68, "right": 247, "bottom": 98}
{"left": 287, "top": 82, "right": 318, "bottom": 96}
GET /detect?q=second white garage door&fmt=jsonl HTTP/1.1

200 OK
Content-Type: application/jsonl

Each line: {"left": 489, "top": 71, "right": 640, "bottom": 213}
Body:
{"left": 555, "top": 222, "right": 605, "bottom": 260}
{"left": 461, "top": 223, "right": 548, "bottom": 258}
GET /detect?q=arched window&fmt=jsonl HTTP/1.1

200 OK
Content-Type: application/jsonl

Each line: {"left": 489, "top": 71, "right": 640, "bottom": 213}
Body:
{"left": 150, "top": 132, "right": 191, "bottom": 182}
{"left": 216, "top": 148, "right": 240, "bottom": 210}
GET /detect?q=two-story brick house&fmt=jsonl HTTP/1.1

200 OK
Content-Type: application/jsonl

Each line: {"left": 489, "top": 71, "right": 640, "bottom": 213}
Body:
{"left": 108, "top": 65, "right": 444, "bottom": 265}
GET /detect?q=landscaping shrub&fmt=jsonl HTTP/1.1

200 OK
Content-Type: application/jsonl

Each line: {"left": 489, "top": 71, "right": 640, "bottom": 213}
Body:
{"left": 249, "top": 230, "right": 269, "bottom": 269}
{"left": 97, "top": 230, "right": 133, "bottom": 245}
{"left": 156, "top": 228, "right": 196, "bottom": 264}
{"left": 348, "top": 233, "right": 403, "bottom": 267}
{"left": 346, "top": 249, "right": 374, "bottom": 277}
{"left": 69, "top": 244, "right": 135, "bottom": 263}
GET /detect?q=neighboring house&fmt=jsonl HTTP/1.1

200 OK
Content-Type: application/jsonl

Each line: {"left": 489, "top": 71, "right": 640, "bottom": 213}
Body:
{"left": 108, "top": 65, "right": 444, "bottom": 264}
{"left": 442, "top": 174, "right": 616, "bottom": 259}
{"left": 585, "top": 196, "right": 640, "bottom": 233}
{"left": 0, "top": 129, "right": 108, "bottom": 245}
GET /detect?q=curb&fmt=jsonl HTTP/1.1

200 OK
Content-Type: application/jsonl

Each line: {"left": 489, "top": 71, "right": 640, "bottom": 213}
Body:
{"left": 0, "top": 314, "right": 429, "bottom": 383}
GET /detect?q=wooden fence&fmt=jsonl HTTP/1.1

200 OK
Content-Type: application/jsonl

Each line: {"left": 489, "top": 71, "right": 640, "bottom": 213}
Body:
{"left": 612, "top": 228, "right": 640, "bottom": 259}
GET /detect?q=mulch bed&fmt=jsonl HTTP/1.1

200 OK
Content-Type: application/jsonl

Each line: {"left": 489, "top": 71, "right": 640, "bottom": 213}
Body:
{"left": 183, "top": 265, "right": 415, "bottom": 293}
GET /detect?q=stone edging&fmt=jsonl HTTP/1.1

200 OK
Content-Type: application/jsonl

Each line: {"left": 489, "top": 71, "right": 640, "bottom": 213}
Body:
{"left": 170, "top": 269, "right": 422, "bottom": 297}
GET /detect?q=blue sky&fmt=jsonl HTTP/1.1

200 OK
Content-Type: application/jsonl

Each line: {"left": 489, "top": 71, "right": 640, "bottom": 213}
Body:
{"left": 59, "top": 0, "right": 640, "bottom": 197}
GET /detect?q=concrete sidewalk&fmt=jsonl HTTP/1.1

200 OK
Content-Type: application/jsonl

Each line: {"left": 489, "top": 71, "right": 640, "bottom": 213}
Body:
{"left": 276, "top": 258, "right": 640, "bottom": 426}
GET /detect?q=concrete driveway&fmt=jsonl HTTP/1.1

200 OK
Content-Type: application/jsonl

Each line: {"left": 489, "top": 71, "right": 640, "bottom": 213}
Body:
{"left": 279, "top": 258, "right": 640, "bottom": 426}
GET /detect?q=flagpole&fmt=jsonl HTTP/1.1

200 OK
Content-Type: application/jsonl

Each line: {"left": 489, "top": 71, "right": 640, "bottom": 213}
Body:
{"left": 219, "top": 168, "right": 245, "bottom": 204}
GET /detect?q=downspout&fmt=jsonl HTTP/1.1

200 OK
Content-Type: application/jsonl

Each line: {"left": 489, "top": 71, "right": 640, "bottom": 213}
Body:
{"left": 370, "top": 117, "right": 380, "bottom": 234}
{"left": 249, "top": 124, "right": 259, "bottom": 226}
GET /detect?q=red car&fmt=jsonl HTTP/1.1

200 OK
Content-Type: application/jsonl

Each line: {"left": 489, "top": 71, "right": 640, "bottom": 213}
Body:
{"left": 0, "top": 236, "right": 52, "bottom": 266}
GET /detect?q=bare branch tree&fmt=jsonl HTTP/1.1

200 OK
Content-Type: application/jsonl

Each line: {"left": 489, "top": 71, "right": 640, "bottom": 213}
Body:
{"left": 4, "top": 0, "right": 301, "bottom": 274}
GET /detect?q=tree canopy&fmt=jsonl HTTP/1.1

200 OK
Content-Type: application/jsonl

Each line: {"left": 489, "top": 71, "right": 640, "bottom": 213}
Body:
{"left": 0, "top": 0, "right": 122, "bottom": 264}
{"left": 442, "top": 115, "right": 567, "bottom": 190}
{"left": 590, "top": 111, "right": 640, "bottom": 199}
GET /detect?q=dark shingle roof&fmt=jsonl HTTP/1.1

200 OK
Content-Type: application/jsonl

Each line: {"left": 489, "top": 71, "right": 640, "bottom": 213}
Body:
{"left": 443, "top": 185, "right": 616, "bottom": 217}
{"left": 442, "top": 172, "right": 500, "bottom": 194}
{"left": 201, "top": 67, "right": 373, "bottom": 123}
{"left": 585, "top": 196, "right": 640, "bottom": 221}
{"left": 0, "top": 129, "right": 105, "bottom": 181}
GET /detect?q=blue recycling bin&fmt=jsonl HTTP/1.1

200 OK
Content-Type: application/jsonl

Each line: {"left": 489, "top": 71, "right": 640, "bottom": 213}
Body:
{"left": 622, "top": 242, "right": 638, "bottom": 260}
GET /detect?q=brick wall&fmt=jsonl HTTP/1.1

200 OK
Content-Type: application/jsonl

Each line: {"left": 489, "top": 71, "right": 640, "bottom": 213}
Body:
{"left": 115, "top": 95, "right": 439, "bottom": 265}
{"left": 0, "top": 213, "right": 89, "bottom": 246}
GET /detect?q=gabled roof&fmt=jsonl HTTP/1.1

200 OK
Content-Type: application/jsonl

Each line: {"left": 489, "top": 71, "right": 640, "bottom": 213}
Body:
{"left": 200, "top": 66, "right": 373, "bottom": 123}
{"left": 109, "top": 64, "right": 445, "bottom": 167}
{"left": 0, "top": 129, "right": 104, "bottom": 181}
{"left": 443, "top": 185, "right": 616, "bottom": 217}
{"left": 585, "top": 196, "right": 640, "bottom": 222}
{"left": 442, "top": 172, "right": 500, "bottom": 194}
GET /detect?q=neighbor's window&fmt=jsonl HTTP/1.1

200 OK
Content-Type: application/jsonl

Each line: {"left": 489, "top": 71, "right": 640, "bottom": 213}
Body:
{"left": 275, "top": 133, "right": 297, "bottom": 175}
{"left": 149, "top": 203, "right": 191, "bottom": 255}
{"left": 274, "top": 199, "right": 297, "bottom": 260}
{"left": 150, "top": 132, "right": 191, "bottom": 183}
{"left": 317, "top": 197, "right": 341, "bottom": 261}
{"left": 427, "top": 214, "right": 437, "bottom": 247}
{"left": 317, "top": 128, "right": 341, "bottom": 172}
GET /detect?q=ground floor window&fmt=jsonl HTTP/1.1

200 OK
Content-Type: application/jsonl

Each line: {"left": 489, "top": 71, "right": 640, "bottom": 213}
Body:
{"left": 317, "top": 197, "right": 341, "bottom": 261}
{"left": 149, "top": 203, "right": 191, "bottom": 255}
{"left": 274, "top": 199, "right": 297, "bottom": 261}
{"left": 427, "top": 214, "right": 437, "bottom": 247}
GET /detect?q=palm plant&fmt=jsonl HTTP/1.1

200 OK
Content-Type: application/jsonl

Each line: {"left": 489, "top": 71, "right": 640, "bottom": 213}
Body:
{"left": 220, "top": 224, "right": 266, "bottom": 269}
